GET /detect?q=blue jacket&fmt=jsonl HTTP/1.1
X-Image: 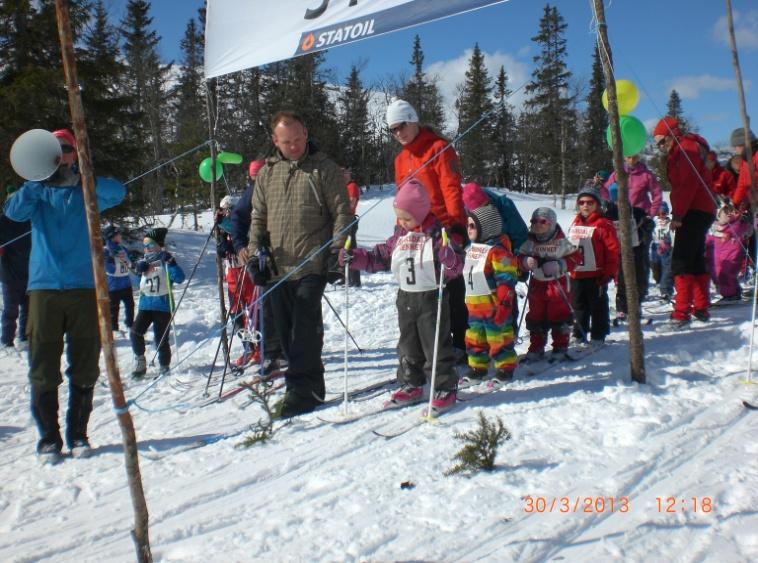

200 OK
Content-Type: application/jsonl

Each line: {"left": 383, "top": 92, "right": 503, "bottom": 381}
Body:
{"left": 104, "top": 241, "right": 133, "bottom": 292}
{"left": 0, "top": 213, "right": 31, "bottom": 286}
{"left": 230, "top": 183, "right": 253, "bottom": 253}
{"left": 133, "top": 252, "right": 185, "bottom": 312}
{"left": 484, "top": 188, "right": 529, "bottom": 254}
{"left": 4, "top": 176, "right": 126, "bottom": 290}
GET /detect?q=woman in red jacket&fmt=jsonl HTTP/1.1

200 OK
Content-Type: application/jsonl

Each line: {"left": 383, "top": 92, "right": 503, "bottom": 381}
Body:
{"left": 653, "top": 117, "right": 716, "bottom": 326}
{"left": 387, "top": 98, "right": 469, "bottom": 358}
{"left": 567, "top": 186, "right": 620, "bottom": 345}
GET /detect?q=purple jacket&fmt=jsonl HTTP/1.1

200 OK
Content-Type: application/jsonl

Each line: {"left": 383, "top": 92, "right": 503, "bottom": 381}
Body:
{"left": 603, "top": 162, "right": 663, "bottom": 217}
{"left": 706, "top": 216, "right": 752, "bottom": 265}
{"left": 349, "top": 214, "right": 464, "bottom": 282}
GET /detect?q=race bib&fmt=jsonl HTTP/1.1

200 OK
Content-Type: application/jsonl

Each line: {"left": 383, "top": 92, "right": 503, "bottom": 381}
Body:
{"left": 110, "top": 256, "right": 131, "bottom": 278}
{"left": 391, "top": 232, "right": 438, "bottom": 292}
{"left": 567, "top": 224, "right": 598, "bottom": 273}
{"left": 463, "top": 243, "right": 492, "bottom": 296}
{"left": 139, "top": 261, "right": 169, "bottom": 296}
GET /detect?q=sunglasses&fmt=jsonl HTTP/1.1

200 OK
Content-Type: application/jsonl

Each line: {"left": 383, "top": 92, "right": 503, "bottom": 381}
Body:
{"left": 530, "top": 218, "right": 549, "bottom": 225}
{"left": 143, "top": 242, "right": 158, "bottom": 249}
{"left": 60, "top": 145, "right": 75, "bottom": 154}
{"left": 389, "top": 122, "right": 408, "bottom": 135}
{"left": 577, "top": 199, "right": 597, "bottom": 206}
{"left": 656, "top": 137, "right": 668, "bottom": 148}
{"left": 467, "top": 222, "right": 477, "bottom": 229}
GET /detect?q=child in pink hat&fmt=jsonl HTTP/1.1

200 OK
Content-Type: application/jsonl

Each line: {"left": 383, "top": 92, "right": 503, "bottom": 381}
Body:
{"left": 339, "top": 179, "right": 465, "bottom": 413}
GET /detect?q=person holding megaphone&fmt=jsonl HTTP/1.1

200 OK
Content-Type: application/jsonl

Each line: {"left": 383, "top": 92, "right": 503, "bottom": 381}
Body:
{"left": 4, "top": 128, "right": 126, "bottom": 463}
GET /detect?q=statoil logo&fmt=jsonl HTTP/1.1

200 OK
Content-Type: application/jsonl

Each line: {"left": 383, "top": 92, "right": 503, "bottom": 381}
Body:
{"left": 301, "top": 19, "right": 376, "bottom": 51}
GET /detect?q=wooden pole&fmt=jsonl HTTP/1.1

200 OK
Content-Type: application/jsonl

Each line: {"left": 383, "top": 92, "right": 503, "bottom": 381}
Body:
{"left": 53, "top": 1, "right": 152, "bottom": 560}
{"left": 725, "top": 0, "right": 757, "bottom": 210}
{"left": 205, "top": 80, "right": 231, "bottom": 365}
{"left": 591, "top": 0, "right": 646, "bottom": 384}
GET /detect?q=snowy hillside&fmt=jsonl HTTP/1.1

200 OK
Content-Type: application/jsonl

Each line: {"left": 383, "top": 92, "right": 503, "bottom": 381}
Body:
{"left": 1, "top": 190, "right": 757, "bottom": 562}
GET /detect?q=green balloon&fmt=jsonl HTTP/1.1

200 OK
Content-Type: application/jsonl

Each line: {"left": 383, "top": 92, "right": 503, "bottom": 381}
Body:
{"left": 217, "top": 151, "right": 243, "bottom": 165}
{"left": 198, "top": 157, "right": 223, "bottom": 182}
{"left": 606, "top": 115, "right": 647, "bottom": 157}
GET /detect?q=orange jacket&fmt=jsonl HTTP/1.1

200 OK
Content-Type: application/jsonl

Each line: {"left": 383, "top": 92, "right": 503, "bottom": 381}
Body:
{"left": 394, "top": 127, "right": 466, "bottom": 231}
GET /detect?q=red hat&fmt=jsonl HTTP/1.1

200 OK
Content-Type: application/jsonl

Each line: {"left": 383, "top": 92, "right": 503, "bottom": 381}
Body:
{"left": 394, "top": 179, "right": 431, "bottom": 225}
{"left": 52, "top": 129, "right": 77, "bottom": 149}
{"left": 706, "top": 151, "right": 718, "bottom": 162}
{"left": 462, "top": 182, "right": 490, "bottom": 211}
{"left": 653, "top": 117, "right": 681, "bottom": 138}
{"left": 248, "top": 159, "right": 265, "bottom": 179}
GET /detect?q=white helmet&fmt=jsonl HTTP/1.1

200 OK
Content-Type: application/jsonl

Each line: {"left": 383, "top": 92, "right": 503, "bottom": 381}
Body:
{"left": 220, "top": 195, "right": 239, "bottom": 210}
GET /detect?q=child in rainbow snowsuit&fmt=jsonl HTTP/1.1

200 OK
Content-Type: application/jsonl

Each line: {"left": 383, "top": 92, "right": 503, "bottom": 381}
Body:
{"left": 462, "top": 204, "right": 520, "bottom": 382}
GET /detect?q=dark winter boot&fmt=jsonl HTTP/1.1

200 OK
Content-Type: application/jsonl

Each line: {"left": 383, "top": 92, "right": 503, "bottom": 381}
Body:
{"left": 692, "top": 273, "right": 711, "bottom": 321}
{"left": 66, "top": 383, "right": 94, "bottom": 458}
{"left": 31, "top": 387, "right": 63, "bottom": 462}
{"left": 671, "top": 275, "right": 693, "bottom": 321}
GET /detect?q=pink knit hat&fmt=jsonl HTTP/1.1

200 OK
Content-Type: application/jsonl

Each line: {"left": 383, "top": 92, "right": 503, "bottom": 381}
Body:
{"left": 462, "top": 182, "right": 490, "bottom": 211}
{"left": 394, "top": 179, "right": 431, "bottom": 224}
{"left": 248, "top": 159, "right": 265, "bottom": 179}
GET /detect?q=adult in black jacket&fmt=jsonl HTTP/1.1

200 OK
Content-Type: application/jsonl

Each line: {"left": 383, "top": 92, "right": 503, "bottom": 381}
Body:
{"left": 0, "top": 191, "right": 31, "bottom": 349}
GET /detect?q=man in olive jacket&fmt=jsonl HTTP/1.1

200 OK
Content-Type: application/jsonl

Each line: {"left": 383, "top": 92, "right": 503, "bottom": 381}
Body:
{"left": 250, "top": 111, "right": 352, "bottom": 417}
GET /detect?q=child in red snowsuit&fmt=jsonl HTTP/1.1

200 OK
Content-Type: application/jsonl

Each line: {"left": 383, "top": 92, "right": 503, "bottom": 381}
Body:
{"left": 519, "top": 207, "right": 582, "bottom": 362}
{"left": 462, "top": 204, "right": 519, "bottom": 382}
{"left": 567, "top": 186, "right": 620, "bottom": 345}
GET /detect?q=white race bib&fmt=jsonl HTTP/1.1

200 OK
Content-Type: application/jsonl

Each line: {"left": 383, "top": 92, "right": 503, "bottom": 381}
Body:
{"left": 463, "top": 243, "right": 492, "bottom": 296}
{"left": 110, "top": 256, "right": 131, "bottom": 278}
{"left": 567, "top": 224, "right": 598, "bottom": 273}
{"left": 391, "top": 232, "right": 438, "bottom": 292}
{"left": 139, "top": 262, "right": 169, "bottom": 296}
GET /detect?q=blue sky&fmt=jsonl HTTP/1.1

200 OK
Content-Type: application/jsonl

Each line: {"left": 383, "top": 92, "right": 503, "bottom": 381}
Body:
{"left": 107, "top": 0, "right": 757, "bottom": 146}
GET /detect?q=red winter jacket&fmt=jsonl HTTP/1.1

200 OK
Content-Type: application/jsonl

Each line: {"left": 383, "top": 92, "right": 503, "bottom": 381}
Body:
{"left": 732, "top": 151, "right": 758, "bottom": 210}
{"left": 712, "top": 163, "right": 736, "bottom": 201}
{"left": 667, "top": 134, "right": 716, "bottom": 221}
{"left": 394, "top": 127, "right": 466, "bottom": 231}
{"left": 567, "top": 211, "right": 620, "bottom": 281}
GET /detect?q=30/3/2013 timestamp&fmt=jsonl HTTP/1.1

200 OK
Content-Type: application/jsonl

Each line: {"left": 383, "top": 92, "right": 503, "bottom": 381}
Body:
{"left": 656, "top": 497, "right": 713, "bottom": 513}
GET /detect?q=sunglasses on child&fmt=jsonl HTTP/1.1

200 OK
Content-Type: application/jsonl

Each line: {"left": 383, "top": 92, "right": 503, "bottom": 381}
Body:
{"left": 143, "top": 242, "right": 158, "bottom": 249}
{"left": 577, "top": 199, "right": 597, "bottom": 206}
{"left": 530, "top": 218, "right": 550, "bottom": 225}
{"left": 656, "top": 137, "right": 668, "bottom": 148}
{"left": 389, "top": 122, "right": 408, "bottom": 135}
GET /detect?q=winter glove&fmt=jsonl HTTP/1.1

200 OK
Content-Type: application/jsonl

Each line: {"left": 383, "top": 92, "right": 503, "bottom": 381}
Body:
{"left": 523, "top": 256, "right": 539, "bottom": 271}
{"left": 159, "top": 251, "right": 176, "bottom": 266}
{"left": 438, "top": 244, "right": 458, "bottom": 270}
{"left": 541, "top": 260, "right": 563, "bottom": 278}
{"left": 346, "top": 248, "right": 369, "bottom": 272}
{"left": 492, "top": 284, "right": 514, "bottom": 326}
{"left": 248, "top": 255, "right": 271, "bottom": 286}
{"left": 447, "top": 223, "right": 467, "bottom": 247}
{"left": 656, "top": 241, "right": 670, "bottom": 256}
{"left": 338, "top": 247, "right": 352, "bottom": 266}
{"left": 133, "top": 260, "right": 149, "bottom": 274}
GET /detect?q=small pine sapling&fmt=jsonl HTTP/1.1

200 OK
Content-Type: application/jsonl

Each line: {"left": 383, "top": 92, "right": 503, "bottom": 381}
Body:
{"left": 237, "top": 380, "right": 280, "bottom": 447}
{"left": 445, "top": 411, "right": 511, "bottom": 476}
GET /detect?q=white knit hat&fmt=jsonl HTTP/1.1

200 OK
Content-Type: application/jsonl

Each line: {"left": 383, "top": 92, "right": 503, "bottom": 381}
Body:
{"left": 386, "top": 98, "right": 419, "bottom": 127}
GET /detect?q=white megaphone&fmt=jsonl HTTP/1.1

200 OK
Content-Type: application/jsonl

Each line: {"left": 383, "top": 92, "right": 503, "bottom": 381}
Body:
{"left": 10, "top": 129, "right": 63, "bottom": 181}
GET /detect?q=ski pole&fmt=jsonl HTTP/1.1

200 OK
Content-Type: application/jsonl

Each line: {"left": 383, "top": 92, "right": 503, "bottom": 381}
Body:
{"left": 745, "top": 237, "right": 758, "bottom": 385}
{"left": 554, "top": 276, "right": 589, "bottom": 342}
{"left": 342, "top": 237, "right": 351, "bottom": 413}
{"left": 322, "top": 294, "right": 362, "bottom": 352}
{"left": 515, "top": 275, "right": 532, "bottom": 344}
{"left": 424, "top": 228, "right": 448, "bottom": 421}
{"left": 217, "top": 266, "right": 252, "bottom": 399}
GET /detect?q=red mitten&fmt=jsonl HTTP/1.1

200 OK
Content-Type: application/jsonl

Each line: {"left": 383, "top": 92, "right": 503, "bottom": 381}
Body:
{"left": 493, "top": 284, "right": 514, "bottom": 325}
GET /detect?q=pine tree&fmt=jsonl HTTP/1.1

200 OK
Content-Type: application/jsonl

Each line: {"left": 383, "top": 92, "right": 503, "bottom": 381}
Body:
{"left": 666, "top": 89, "right": 689, "bottom": 133}
{"left": 582, "top": 45, "right": 610, "bottom": 181}
{"left": 490, "top": 66, "right": 516, "bottom": 189}
{"left": 401, "top": 35, "right": 445, "bottom": 131}
{"left": 120, "top": 0, "right": 172, "bottom": 215}
{"left": 338, "top": 65, "right": 370, "bottom": 183}
{"left": 455, "top": 44, "right": 494, "bottom": 183}
{"left": 524, "top": 4, "right": 573, "bottom": 195}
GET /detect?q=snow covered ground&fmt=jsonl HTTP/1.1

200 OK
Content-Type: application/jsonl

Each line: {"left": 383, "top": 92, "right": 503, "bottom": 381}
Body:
{"left": 1, "top": 190, "right": 757, "bottom": 562}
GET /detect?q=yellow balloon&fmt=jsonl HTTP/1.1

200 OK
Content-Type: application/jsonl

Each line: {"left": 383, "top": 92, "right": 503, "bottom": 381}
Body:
{"left": 602, "top": 79, "right": 640, "bottom": 115}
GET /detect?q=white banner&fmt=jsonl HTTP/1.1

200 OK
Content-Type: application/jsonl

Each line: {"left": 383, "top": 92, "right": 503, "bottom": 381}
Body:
{"left": 205, "top": 0, "right": 510, "bottom": 79}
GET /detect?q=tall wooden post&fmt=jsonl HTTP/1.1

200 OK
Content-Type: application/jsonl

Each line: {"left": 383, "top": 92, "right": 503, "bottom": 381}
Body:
{"left": 54, "top": 1, "right": 152, "bottom": 560}
{"left": 591, "top": 0, "right": 646, "bottom": 384}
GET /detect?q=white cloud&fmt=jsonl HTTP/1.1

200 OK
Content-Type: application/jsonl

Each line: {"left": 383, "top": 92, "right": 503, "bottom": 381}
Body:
{"left": 425, "top": 48, "right": 530, "bottom": 130}
{"left": 713, "top": 9, "right": 758, "bottom": 50}
{"left": 665, "top": 74, "right": 748, "bottom": 100}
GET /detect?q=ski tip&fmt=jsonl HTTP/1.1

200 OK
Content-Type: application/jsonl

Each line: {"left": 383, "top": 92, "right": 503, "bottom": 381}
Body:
{"left": 743, "top": 400, "right": 758, "bottom": 410}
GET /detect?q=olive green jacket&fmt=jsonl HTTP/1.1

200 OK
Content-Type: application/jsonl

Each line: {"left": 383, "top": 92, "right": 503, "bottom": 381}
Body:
{"left": 250, "top": 148, "right": 351, "bottom": 281}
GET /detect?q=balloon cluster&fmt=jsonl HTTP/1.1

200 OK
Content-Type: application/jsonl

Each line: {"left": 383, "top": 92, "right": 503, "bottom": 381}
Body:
{"left": 603, "top": 80, "right": 646, "bottom": 157}
{"left": 198, "top": 151, "right": 243, "bottom": 182}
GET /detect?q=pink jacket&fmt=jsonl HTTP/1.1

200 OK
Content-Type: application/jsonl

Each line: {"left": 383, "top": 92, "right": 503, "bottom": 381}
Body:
{"left": 604, "top": 162, "right": 663, "bottom": 217}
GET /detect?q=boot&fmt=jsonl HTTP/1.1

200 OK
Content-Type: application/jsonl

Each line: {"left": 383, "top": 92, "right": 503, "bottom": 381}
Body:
{"left": 132, "top": 355, "right": 147, "bottom": 378}
{"left": 31, "top": 387, "right": 62, "bottom": 460}
{"left": 671, "top": 275, "right": 694, "bottom": 321}
{"left": 66, "top": 383, "right": 94, "bottom": 457}
{"left": 692, "top": 273, "right": 711, "bottom": 321}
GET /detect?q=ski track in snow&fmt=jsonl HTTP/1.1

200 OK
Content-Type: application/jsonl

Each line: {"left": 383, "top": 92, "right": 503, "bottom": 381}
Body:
{"left": 0, "top": 191, "right": 757, "bottom": 561}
